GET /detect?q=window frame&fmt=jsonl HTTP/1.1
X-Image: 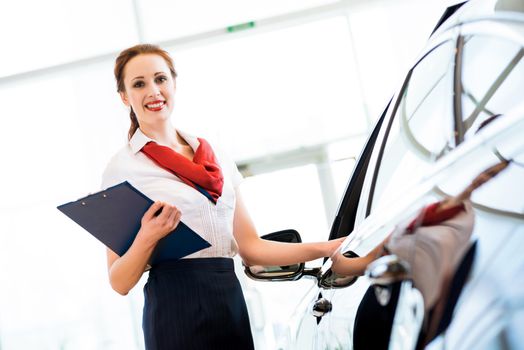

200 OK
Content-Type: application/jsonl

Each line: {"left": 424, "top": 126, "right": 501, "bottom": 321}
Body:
{"left": 364, "top": 39, "right": 458, "bottom": 216}
{"left": 327, "top": 98, "right": 390, "bottom": 241}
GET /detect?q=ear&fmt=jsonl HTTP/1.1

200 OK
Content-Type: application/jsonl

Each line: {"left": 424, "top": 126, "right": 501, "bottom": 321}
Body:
{"left": 119, "top": 91, "right": 130, "bottom": 107}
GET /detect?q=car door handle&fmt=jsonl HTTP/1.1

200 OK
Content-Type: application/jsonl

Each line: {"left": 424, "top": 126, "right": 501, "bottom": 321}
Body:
{"left": 311, "top": 297, "right": 332, "bottom": 317}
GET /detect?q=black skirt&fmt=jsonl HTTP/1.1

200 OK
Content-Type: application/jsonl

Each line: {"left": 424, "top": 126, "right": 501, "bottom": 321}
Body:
{"left": 143, "top": 257, "right": 255, "bottom": 350}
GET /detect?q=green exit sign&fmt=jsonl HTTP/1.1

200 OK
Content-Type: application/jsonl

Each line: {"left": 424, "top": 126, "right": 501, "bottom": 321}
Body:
{"left": 227, "top": 21, "right": 255, "bottom": 33}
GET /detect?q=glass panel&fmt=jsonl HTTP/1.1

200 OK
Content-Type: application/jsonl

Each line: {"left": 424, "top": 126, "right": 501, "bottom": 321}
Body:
{"left": 0, "top": 59, "right": 141, "bottom": 348}
{"left": 370, "top": 30, "right": 524, "bottom": 216}
{"left": 0, "top": 205, "right": 144, "bottom": 349}
{"left": 170, "top": 16, "right": 367, "bottom": 161}
{"left": 247, "top": 263, "right": 301, "bottom": 278}
{"left": 138, "top": 0, "right": 339, "bottom": 42}
{"left": 0, "top": 0, "right": 137, "bottom": 78}
{"left": 461, "top": 35, "right": 524, "bottom": 140}
{"left": 370, "top": 41, "right": 455, "bottom": 212}
{"left": 0, "top": 60, "right": 127, "bottom": 210}
{"left": 347, "top": 0, "right": 451, "bottom": 122}
{"left": 441, "top": 33, "right": 524, "bottom": 214}
{"left": 402, "top": 40, "right": 455, "bottom": 158}
{"left": 327, "top": 136, "right": 366, "bottom": 204}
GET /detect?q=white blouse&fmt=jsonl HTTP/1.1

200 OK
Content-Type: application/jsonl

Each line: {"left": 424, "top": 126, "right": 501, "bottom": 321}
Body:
{"left": 101, "top": 128, "right": 243, "bottom": 258}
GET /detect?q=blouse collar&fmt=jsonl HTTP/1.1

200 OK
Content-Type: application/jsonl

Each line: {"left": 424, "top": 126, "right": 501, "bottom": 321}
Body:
{"left": 129, "top": 128, "right": 200, "bottom": 154}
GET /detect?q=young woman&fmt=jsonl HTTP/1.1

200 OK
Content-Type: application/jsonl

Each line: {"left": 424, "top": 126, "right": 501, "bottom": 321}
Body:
{"left": 102, "top": 44, "right": 343, "bottom": 350}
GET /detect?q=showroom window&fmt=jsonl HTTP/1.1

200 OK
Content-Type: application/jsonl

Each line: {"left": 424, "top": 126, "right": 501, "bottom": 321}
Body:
{"left": 0, "top": 0, "right": 453, "bottom": 348}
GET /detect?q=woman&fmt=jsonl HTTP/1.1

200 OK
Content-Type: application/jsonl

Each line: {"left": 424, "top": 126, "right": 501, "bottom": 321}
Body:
{"left": 102, "top": 44, "right": 343, "bottom": 350}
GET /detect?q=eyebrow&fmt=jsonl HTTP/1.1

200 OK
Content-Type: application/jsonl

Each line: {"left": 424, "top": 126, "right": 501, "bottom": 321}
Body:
{"left": 131, "top": 72, "right": 166, "bottom": 81}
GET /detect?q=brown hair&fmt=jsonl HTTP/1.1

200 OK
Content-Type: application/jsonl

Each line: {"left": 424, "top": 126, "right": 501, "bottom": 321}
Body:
{"left": 114, "top": 44, "right": 178, "bottom": 140}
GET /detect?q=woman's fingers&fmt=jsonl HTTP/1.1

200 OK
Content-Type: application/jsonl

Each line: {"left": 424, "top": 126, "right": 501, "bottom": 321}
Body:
{"left": 173, "top": 207, "right": 182, "bottom": 223}
{"left": 171, "top": 209, "right": 182, "bottom": 230}
{"left": 166, "top": 205, "right": 181, "bottom": 227}
{"left": 157, "top": 203, "right": 174, "bottom": 219}
{"left": 156, "top": 204, "right": 181, "bottom": 233}
{"left": 139, "top": 202, "right": 182, "bottom": 242}
{"left": 142, "top": 201, "right": 164, "bottom": 222}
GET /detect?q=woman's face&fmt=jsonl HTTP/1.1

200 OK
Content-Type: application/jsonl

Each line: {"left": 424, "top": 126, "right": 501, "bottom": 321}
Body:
{"left": 120, "top": 54, "right": 176, "bottom": 128}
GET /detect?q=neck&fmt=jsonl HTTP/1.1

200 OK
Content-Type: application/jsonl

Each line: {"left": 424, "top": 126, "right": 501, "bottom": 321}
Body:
{"left": 140, "top": 121, "right": 186, "bottom": 148}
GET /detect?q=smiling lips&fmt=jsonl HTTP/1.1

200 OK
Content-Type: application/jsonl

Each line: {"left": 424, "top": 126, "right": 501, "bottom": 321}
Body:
{"left": 145, "top": 100, "right": 166, "bottom": 111}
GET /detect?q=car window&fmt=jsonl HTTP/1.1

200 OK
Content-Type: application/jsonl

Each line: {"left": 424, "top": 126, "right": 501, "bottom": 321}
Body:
{"left": 461, "top": 35, "right": 524, "bottom": 140}
{"left": 369, "top": 40, "right": 456, "bottom": 212}
{"left": 327, "top": 100, "right": 390, "bottom": 240}
{"left": 441, "top": 32, "right": 524, "bottom": 216}
{"left": 369, "top": 29, "right": 524, "bottom": 216}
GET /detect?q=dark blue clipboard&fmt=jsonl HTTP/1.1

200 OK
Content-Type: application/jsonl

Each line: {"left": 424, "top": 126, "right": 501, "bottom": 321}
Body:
{"left": 57, "top": 181, "right": 211, "bottom": 265}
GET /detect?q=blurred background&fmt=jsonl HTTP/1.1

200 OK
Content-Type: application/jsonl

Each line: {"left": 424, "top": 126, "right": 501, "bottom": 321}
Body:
{"left": 0, "top": 0, "right": 458, "bottom": 348}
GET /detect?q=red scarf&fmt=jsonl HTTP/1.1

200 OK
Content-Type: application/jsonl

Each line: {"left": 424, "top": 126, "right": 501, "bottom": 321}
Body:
{"left": 141, "top": 138, "right": 224, "bottom": 203}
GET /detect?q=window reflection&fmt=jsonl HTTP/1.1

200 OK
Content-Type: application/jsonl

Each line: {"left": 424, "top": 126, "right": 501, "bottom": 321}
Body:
{"left": 370, "top": 42, "right": 456, "bottom": 212}
{"left": 401, "top": 40, "right": 455, "bottom": 159}
{"left": 461, "top": 35, "right": 524, "bottom": 141}
{"left": 440, "top": 33, "right": 524, "bottom": 216}
{"left": 372, "top": 30, "right": 524, "bottom": 217}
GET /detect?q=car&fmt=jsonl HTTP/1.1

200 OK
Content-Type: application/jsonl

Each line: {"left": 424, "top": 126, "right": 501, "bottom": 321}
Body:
{"left": 244, "top": 1, "right": 524, "bottom": 349}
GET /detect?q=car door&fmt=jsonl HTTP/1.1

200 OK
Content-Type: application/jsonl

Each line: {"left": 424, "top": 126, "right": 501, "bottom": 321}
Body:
{"left": 294, "top": 17, "right": 458, "bottom": 350}
{"left": 286, "top": 7, "right": 461, "bottom": 350}
{"left": 245, "top": 2, "right": 524, "bottom": 349}
{"left": 303, "top": 2, "right": 524, "bottom": 349}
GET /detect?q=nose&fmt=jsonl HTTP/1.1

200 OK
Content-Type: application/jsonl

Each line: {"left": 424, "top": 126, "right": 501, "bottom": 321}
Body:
{"left": 148, "top": 84, "right": 161, "bottom": 97}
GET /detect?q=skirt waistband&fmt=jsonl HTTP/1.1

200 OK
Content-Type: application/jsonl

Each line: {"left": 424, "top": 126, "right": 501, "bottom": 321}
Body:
{"left": 150, "top": 257, "right": 234, "bottom": 274}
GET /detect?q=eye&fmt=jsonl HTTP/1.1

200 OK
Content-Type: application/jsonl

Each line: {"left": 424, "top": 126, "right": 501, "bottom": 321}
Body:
{"left": 156, "top": 75, "right": 168, "bottom": 83}
{"left": 133, "top": 80, "right": 145, "bottom": 88}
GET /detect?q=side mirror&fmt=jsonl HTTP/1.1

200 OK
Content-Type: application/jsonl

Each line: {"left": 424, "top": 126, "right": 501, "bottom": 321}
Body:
{"left": 319, "top": 251, "right": 360, "bottom": 289}
{"left": 243, "top": 229, "right": 305, "bottom": 282}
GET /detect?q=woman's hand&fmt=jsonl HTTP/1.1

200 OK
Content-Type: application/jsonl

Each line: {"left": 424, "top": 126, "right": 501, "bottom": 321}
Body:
{"left": 106, "top": 201, "right": 181, "bottom": 296}
{"left": 331, "top": 237, "right": 388, "bottom": 276}
{"left": 137, "top": 201, "right": 182, "bottom": 244}
{"left": 325, "top": 237, "right": 346, "bottom": 258}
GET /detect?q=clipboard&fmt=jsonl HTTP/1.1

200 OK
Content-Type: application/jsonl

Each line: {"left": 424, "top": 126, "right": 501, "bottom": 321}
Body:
{"left": 57, "top": 181, "right": 211, "bottom": 264}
